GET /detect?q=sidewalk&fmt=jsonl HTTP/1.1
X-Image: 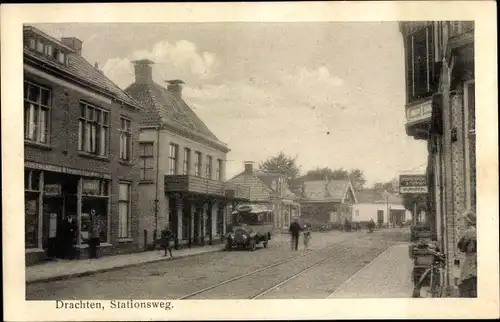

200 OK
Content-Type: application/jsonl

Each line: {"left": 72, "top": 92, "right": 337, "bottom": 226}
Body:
{"left": 327, "top": 243, "right": 414, "bottom": 298}
{"left": 26, "top": 244, "right": 225, "bottom": 284}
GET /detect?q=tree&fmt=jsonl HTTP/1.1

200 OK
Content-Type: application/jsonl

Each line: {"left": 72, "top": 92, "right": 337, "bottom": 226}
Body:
{"left": 372, "top": 181, "right": 394, "bottom": 193}
{"left": 259, "top": 152, "right": 301, "bottom": 182}
{"left": 348, "top": 169, "right": 366, "bottom": 191}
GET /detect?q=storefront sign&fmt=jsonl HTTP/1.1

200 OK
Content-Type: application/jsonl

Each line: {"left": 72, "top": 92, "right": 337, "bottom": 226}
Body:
{"left": 25, "top": 161, "right": 111, "bottom": 179}
{"left": 399, "top": 174, "right": 428, "bottom": 194}
{"left": 44, "top": 184, "right": 62, "bottom": 196}
{"left": 82, "top": 179, "right": 100, "bottom": 195}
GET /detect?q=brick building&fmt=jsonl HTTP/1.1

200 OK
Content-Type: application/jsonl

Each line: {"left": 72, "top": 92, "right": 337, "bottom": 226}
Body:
{"left": 399, "top": 21, "right": 475, "bottom": 291}
{"left": 227, "top": 162, "right": 301, "bottom": 231}
{"left": 23, "top": 26, "right": 143, "bottom": 265}
{"left": 124, "top": 59, "right": 249, "bottom": 249}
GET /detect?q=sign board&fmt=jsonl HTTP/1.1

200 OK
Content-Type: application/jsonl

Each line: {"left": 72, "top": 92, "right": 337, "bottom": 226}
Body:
{"left": 44, "top": 184, "right": 62, "bottom": 196}
{"left": 25, "top": 161, "right": 111, "bottom": 179}
{"left": 82, "top": 179, "right": 100, "bottom": 195}
{"left": 399, "top": 174, "right": 428, "bottom": 194}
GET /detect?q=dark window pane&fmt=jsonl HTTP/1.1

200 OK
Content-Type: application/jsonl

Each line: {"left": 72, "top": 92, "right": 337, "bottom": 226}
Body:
{"left": 41, "top": 89, "right": 51, "bottom": 106}
{"left": 28, "top": 84, "right": 40, "bottom": 102}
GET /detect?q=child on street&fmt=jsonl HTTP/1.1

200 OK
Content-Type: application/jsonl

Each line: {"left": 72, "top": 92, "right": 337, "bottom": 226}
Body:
{"left": 303, "top": 225, "right": 311, "bottom": 251}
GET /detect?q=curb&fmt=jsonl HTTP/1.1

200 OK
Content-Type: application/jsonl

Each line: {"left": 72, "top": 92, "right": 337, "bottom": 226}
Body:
{"left": 26, "top": 247, "right": 225, "bottom": 285}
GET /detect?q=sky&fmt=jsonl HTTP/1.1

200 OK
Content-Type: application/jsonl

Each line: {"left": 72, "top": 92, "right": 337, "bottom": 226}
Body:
{"left": 34, "top": 22, "right": 427, "bottom": 186}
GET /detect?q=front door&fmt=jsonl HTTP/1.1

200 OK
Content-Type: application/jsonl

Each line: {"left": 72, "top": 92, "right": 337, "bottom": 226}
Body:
{"left": 42, "top": 196, "right": 64, "bottom": 257}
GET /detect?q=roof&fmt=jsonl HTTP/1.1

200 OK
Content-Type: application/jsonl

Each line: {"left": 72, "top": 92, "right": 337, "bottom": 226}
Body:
{"left": 296, "top": 179, "right": 355, "bottom": 203}
{"left": 125, "top": 81, "right": 221, "bottom": 142}
{"left": 254, "top": 172, "right": 299, "bottom": 200}
{"left": 23, "top": 26, "right": 142, "bottom": 110}
{"left": 227, "top": 173, "right": 272, "bottom": 202}
{"left": 356, "top": 189, "right": 404, "bottom": 204}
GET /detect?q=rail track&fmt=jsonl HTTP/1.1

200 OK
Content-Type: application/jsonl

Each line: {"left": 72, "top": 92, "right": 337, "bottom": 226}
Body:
{"left": 177, "top": 240, "right": 355, "bottom": 300}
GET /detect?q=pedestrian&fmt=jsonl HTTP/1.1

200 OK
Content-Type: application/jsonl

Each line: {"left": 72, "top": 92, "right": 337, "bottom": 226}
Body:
{"left": 303, "top": 224, "right": 311, "bottom": 251}
{"left": 289, "top": 218, "right": 301, "bottom": 251}
{"left": 160, "top": 226, "right": 175, "bottom": 258}
{"left": 457, "top": 210, "right": 477, "bottom": 298}
{"left": 88, "top": 210, "right": 101, "bottom": 259}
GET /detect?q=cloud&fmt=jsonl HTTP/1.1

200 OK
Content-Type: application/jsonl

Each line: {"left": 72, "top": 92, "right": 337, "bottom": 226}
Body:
{"left": 102, "top": 39, "right": 217, "bottom": 89}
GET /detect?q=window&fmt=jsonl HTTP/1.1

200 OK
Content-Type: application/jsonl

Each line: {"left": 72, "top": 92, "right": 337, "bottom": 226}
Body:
{"left": 36, "top": 39, "right": 44, "bottom": 53}
{"left": 44, "top": 44, "right": 53, "bottom": 57}
{"left": 57, "top": 51, "right": 66, "bottom": 64}
{"left": 24, "top": 82, "right": 51, "bottom": 144}
{"left": 216, "top": 159, "right": 223, "bottom": 181}
{"left": 29, "top": 38, "right": 36, "bottom": 49}
{"left": 25, "top": 169, "right": 41, "bottom": 249}
{"left": 118, "top": 182, "right": 131, "bottom": 238}
{"left": 119, "top": 117, "right": 132, "bottom": 161}
{"left": 183, "top": 148, "right": 191, "bottom": 175}
{"left": 206, "top": 156, "right": 213, "bottom": 179}
{"left": 405, "top": 24, "right": 439, "bottom": 103}
{"left": 194, "top": 152, "right": 202, "bottom": 177}
{"left": 169, "top": 143, "right": 179, "bottom": 175}
{"left": 78, "top": 102, "right": 109, "bottom": 156}
{"left": 139, "top": 142, "right": 155, "bottom": 181}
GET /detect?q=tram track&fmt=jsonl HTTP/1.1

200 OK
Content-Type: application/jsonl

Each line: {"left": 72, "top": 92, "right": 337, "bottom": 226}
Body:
{"left": 177, "top": 239, "right": 355, "bottom": 300}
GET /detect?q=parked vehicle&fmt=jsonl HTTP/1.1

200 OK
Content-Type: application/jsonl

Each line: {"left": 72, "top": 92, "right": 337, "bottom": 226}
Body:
{"left": 225, "top": 204, "right": 274, "bottom": 251}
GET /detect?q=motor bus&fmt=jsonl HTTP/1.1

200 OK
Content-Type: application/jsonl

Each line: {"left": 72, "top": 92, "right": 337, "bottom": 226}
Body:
{"left": 225, "top": 204, "right": 274, "bottom": 251}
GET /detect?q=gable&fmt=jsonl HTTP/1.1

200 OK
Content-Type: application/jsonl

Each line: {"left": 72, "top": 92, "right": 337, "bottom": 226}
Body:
{"left": 227, "top": 174, "right": 271, "bottom": 201}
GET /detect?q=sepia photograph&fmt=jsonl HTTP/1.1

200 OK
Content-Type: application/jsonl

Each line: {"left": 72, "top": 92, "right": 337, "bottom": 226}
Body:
{"left": 2, "top": 2, "right": 498, "bottom": 321}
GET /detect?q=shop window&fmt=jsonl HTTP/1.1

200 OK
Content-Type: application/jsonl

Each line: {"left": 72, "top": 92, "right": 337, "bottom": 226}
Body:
{"left": 139, "top": 142, "right": 155, "bottom": 181}
{"left": 206, "top": 156, "right": 213, "bottom": 179}
{"left": 25, "top": 169, "right": 42, "bottom": 249}
{"left": 119, "top": 117, "right": 132, "bottom": 161}
{"left": 118, "top": 182, "right": 131, "bottom": 238}
{"left": 194, "top": 152, "right": 202, "bottom": 177}
{"left": 169, "top": 143, "right": 179, "bottom": 175}
{"left": 183, "top": 148, "right": 191, "bottom": 175}
{"left": 81, "top": 178, "right": 109, "bottom": 243}
{"left": 78, "top": 102, "right": 109, "bottom": 156}
{"left": 24, "top": 81, "right": 51, "bottom": 144}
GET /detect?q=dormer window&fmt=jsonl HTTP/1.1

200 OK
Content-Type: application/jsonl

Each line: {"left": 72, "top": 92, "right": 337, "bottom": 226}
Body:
{"left": 44, "top": 44, "right": 53, "bottom": 57}
{"left": 25, "top": 33, "right": 68, "bottom": 66}
{"left": 29, "top": 38, "right": 36, "bottom": 50}
{"left": 57, "top": 51, "right": 66, "bottom": 64}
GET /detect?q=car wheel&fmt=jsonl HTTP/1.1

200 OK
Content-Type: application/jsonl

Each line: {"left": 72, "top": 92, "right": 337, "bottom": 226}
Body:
{"left": 248, "top": 240, "right": 256, "bottom": 251}
{"left": 263, "top": 235, "right": 269, "bottom": 248}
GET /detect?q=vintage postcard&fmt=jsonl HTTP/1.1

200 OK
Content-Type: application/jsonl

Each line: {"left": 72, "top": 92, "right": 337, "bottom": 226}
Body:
{"left": 1, "top": 1, "right": 498, "bottom": 321}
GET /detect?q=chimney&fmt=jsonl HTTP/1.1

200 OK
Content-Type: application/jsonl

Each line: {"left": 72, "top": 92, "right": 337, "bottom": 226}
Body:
{"left": 165, "top": 79, "right": 185, "bottom": 99}
{"left": 132, "top": 59, "right": 154, "bottom": 85}
{"left": 61, "top": 37, "right": 82, "bottom": 55}
{"left": 244, "top": 161, "right": 254, "bottom": 174}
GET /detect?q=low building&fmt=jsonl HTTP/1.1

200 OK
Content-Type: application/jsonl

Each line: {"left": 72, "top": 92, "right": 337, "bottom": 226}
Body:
{"left": 291, "top": 178, "right": 357, "bottom": 228}
{"left": 399, "top": 21, "right": 475, "bottom": 292}
{"left": 124, "top": 59, "right": 249, "bottom": 249}
{"left": 227, "top": 162, "right": 301, "bottom": 230}
{"left": 352, "top": 190, "right": 411, "bottom": 226}
{"left": 23, "top": 26, "right": 143, "bottom": 265}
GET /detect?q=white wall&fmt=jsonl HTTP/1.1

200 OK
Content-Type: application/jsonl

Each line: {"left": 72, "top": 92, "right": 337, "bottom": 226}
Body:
{"left": 352, "top": 203, "right": 411, "bottom": 223}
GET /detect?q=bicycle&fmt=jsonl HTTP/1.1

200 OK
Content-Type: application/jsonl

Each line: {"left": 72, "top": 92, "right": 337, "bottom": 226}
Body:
{"left": 411, "top": 247, "right": 447, "bottom": 298}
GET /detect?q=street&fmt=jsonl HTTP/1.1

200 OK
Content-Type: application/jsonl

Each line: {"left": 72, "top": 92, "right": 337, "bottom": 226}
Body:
{"left": 27, "top": 229, "right": 409, "bottom": 300}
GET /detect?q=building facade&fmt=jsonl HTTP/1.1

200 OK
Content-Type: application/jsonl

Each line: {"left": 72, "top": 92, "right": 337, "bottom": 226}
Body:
{"left": 352, "top": 190, "right": 411, "bottom": 226}
{"left": 290, "top": 178, "right": 357, "bottom": 229}
{"left": 399, "top": 21, "right": 475, "bottom": 291}
{"left": 227, "top": 162, "right": 301, "bottom": 231}
{"left": 23, "top": 26, "right": 143, "bottom": 265}
{"left": 125, "top": 60, "right": 249, "bottom": 249}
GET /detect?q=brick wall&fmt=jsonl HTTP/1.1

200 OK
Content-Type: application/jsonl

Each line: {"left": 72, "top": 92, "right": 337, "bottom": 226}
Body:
{"left": 24, "top": 70, "right": 142, "bottom": 256}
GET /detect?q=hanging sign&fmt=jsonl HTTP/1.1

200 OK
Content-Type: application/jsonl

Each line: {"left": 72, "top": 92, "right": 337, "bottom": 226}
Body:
{"left": 399, "top": 174, "right": 428, "bottom": 194}
{"left": 82, "top": 179, "right": 100, "bottom": 195}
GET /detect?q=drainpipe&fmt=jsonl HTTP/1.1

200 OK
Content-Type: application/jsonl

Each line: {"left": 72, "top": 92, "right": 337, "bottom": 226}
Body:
{"left": 154, "top": 125, "right": 161, "bottom": 243}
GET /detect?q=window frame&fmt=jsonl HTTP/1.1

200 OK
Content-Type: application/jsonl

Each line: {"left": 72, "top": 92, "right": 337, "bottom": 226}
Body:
{"left": 183, "top": 148, "right": 191, "bottom": 175}
{"left": 78, "top": 101, "right": 110, "bottom": 156}
{"left": 139, "top": 142, "right": 155, "bottom": 181}
{"left": 216, "top": 159, "right": 222, "bottom": 181}
{"left": 168, "top": 143, "right": 179, "bottom": 175}
{"left": 206, "top": 155, "right": 213, "bottom": 179}
{"left": 194, "top": 151, "right": 202, "bottom": 177}
{"left": 118, "top": 182, "right": 132, "bottom": 239}
{"left": 119, "top": 116, "right": 132, "bottom": 162}
{"left": 24, "top": 81, "right": 51, "bottom": 144}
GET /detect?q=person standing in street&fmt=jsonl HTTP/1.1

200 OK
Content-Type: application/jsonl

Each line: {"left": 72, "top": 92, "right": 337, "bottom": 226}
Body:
{"left": 160, "top": 225, "right": 175, "bottom": 258}
{"left": 88, "top": 210, "right": 101, "bottom": 259}
{"left": 457, "top": 210, "right": 477, "bottom": 297}
{"left": 303, "top": 224, "right": 311, "bottom": 251}
{"left": 289, "top": 218, "right": 301, "bottom": 251}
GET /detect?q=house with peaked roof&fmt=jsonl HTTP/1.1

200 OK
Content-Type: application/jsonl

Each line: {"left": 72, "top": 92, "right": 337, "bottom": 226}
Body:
{"left": 125, "top": 59, "right": 249, "bottom": 249}
{"left": 290, "top": 178, "right": 357, "bottom": 228}
{"left": 227, "top": 162, "right": 301, "bottom": 230}
{"left": 352, "top": 189, "right": 411, "bottom": 226}
{"left": 23, "top": 26, "right": 144, "bottom": 265}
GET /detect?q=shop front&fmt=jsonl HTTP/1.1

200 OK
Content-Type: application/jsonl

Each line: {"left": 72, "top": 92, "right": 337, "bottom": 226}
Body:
{"left": 25, "top": 161, "right": 111, "bottom": 265}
